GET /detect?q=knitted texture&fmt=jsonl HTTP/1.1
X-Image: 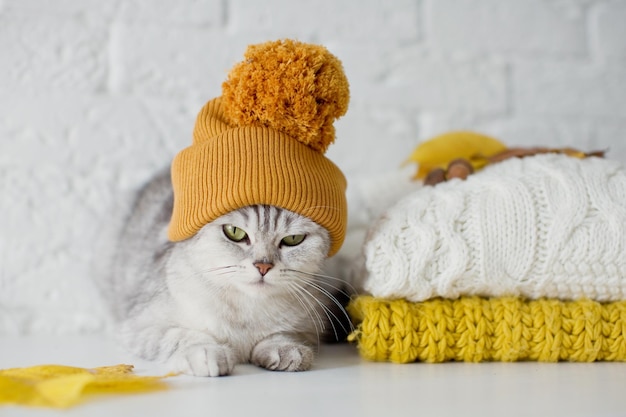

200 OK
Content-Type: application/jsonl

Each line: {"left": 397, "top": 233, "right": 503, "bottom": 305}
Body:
{"left": 348, "top": 296, "right": 626, "bottom": 363}
{"left": 364, "top": 154, "right": 626, "bottom": 302}
{"left": 168, "top": 40, "right": 349, "bottom": 256}
{"left": 221, "top": 39, "right": 349, "bottom": 154}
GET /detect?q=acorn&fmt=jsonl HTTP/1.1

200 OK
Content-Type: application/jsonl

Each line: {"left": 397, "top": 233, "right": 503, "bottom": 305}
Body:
{"left": 424, "top": 168, "right": 447, "bottom": 186}
{"left": 446, "top": 158, "right": 474, "bottom": 180}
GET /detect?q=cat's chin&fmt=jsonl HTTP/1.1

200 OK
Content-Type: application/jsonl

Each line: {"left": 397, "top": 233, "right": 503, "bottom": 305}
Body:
{"left": 245, "top": 280, "right": 268, "bottom": 288}
{"left": 235, "top": 278, "right": 286, "bottom": 297}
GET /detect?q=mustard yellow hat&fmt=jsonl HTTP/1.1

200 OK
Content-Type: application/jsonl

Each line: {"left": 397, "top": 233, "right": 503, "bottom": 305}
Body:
{"left": 168, "top": 39, "right": 350, "bottom": 256}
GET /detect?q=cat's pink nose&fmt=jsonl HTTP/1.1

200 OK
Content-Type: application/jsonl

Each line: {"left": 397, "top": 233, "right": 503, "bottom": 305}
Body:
{"left": 254, "top": 262, "right": 274, "bottom": 276}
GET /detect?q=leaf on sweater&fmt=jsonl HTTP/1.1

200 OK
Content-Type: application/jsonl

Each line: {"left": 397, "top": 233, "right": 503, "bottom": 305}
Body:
{"left": 405, "top": 131, "right": 507, "bottom": 179}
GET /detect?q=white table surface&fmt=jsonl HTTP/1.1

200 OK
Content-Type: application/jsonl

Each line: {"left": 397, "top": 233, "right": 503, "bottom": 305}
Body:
{"left": 2, "top": 335, "right": 626, "bottom": 417}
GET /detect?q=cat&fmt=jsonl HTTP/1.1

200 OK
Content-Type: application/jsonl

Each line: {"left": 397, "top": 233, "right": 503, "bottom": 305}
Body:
{"left": 108, "top": 168, "right": 352, "bottom": 377}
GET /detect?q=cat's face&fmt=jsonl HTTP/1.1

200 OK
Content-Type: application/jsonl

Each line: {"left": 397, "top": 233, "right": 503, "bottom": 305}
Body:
{"left": 167, "top": 205, "right": 330, "bottom": 298}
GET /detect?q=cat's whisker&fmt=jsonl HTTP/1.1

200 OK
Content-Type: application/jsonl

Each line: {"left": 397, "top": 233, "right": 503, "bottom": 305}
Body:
{"left": 204, "top": 265, "right": 240, "bottom": 273}
{"left": 291, "top": 283, "right": 337, "bottom": 347}
{"left": 289, "top": 283, "right": 326, "bottom": 336}
{"left": 286, "top": 283, "right": 322, "bottom": 348}
{"left": 289, "top": 281, "right": 342, "bottom": 342}
{"left": 175, "top": 266, "right": 239, "bottom": 286}
{"left": 284, "top": 269, "right": 355, "bottom": 322}
{"left": 284, "top": 268, "right": 358, "bottom": 297}
{"left": 287, "top": 273, "right": 355, "bottom": 336}
{"left": 187, "top": 265, "right": 241, "bottom": 278}
{"left": 215, "top": 269, "right": 239, "bottom": 276}
{"left": 302, "top": 282, "right": 353, "bottom": 336}
{"left": 306, "top": 277, "right": 354, "bottom": 300}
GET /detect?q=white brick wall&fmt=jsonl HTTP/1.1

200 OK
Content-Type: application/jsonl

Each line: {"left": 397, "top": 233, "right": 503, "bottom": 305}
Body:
{"left": 429, "top": 0, "right": 588, "bottom": 57}
{"left": 1, "top": 0, "right": 625, "bottom": 335}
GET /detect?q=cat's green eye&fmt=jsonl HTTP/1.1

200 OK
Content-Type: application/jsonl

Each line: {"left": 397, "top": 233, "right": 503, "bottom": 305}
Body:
{"left": 281, "top": 234, "right": 306, "bottom": 247}
{"left": 223, "top": 225, "right": 248, "bottom": 242}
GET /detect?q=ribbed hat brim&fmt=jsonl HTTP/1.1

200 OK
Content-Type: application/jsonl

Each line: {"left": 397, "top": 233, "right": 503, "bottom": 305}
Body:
{"left": 168, "top": 122, "right": 347, "bottom": 256}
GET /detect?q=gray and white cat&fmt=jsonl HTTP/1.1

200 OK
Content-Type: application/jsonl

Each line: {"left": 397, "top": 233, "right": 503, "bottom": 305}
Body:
{"left": 108, "top": 168, "right": 352, "bottom": 376}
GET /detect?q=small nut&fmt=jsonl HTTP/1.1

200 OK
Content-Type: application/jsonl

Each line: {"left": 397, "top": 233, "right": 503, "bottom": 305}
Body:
{"left": 446, "top": 158, "right": 474, "bottom": 180}
{"left": 423, "top": 168, "right": 446, "bottom": 186}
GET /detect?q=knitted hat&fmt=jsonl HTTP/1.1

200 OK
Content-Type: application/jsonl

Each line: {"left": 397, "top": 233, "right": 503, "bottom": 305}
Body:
{"left": 168, "top": 39, "right": 350, "bottom": 256}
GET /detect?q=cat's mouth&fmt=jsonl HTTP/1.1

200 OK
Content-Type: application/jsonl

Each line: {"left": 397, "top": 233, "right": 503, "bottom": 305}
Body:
{"left": 247, "top": 274, "right": 282, "bottom": 290}
{"left": 252, "top": 277, "right": 267, "bottom": 285}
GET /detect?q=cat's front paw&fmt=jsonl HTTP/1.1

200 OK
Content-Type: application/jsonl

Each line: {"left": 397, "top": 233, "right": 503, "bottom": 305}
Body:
{"left": 251, "top": 339, "right": 314, "bottom": 372}
{"left": 169, "top": 344, "right": 236, "bottom": 377}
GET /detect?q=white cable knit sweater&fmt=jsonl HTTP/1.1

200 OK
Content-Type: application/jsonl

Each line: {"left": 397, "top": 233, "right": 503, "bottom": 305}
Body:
{"left": 364, "top": 154, "right": 626, "bottom": 302}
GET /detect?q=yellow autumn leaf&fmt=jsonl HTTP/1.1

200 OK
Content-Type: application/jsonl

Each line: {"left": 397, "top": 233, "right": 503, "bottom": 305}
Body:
{"left": 405, "top": 131, "right": 507, "bottom": 179}
{"left": 0, "top": 364, "right": 171, "bottom": 408}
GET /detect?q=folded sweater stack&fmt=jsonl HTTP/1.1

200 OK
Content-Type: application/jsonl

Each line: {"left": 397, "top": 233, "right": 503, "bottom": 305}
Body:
{"left": 348, "top": 154, "right": 626, "bottom": 363}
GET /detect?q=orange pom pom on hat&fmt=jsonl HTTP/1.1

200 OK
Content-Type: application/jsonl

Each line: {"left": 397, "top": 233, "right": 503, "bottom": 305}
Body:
{"left": 168, "top": 39, "right": 350, "bottom": 256}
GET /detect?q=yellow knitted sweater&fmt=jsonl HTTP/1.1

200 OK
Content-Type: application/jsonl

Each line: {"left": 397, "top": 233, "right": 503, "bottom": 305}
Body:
{"left": 348, "top": 296, "right": 626, "bottom": 363}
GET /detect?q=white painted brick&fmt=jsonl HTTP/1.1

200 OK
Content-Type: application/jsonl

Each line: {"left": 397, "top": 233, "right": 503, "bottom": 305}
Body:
{"left": 480, "top": 117, "right": 596, "bottom": 149}
{"left": 513, "top": 61, "right": 626, "bottom": 119}
{"left": 6, "top": 0, "right": 223, "bottom": 24}
{"left": 417, "top": 112, "right": 499, "bottom": 140}
{"left": 110, "top": 23, "right": 256, "bottom": 99}
{"left": 417, "top": 112, "right": 598, "bottom": 148}
{"left": 0, "top": 93, "right": 193, "bottom": 178}
{"left": 328, "top": 104, "right": 419, "bottom": 177}
{"left": 118, "top": 0, "right": 223, "bottom": 26}
{"left": 0, "top": 163, "right": 111, "bottom": 335}
{"left": 0, "top": 11, "right": 108, "bottom": 93}
{"left": 590, "top": 0, "right": 626, "bottom": 62}
{"left": 592, "top": 122, "right": 626, "bottom": 163}
{"left": 323, "top": 42, "right": 397, "bottom": 105}
{"left": 228, "top": 0, "right": 420, "bottom": 41}
{"left": 367, "top": 47, "right": 508, "bottom": 115}
{"left": 429, "top": 0, "right": 587, "bottom": 56}
{"left": 4, "top": 0, "right": 120, "bottom": 18}
{"left": 332, "top": 44, "right": 507, "bottom": 114}
{"left": 0, "top": 94, "right": 198, "bottom": 334}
